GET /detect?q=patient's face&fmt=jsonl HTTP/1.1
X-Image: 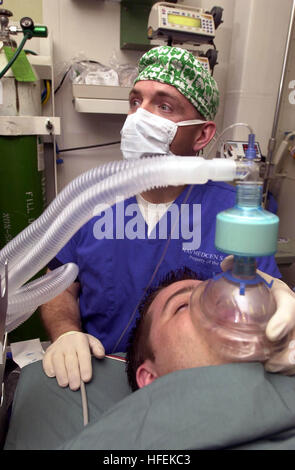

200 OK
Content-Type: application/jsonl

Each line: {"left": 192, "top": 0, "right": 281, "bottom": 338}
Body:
{"left": 142, "top": 279, "right": 222, "bottom": 379}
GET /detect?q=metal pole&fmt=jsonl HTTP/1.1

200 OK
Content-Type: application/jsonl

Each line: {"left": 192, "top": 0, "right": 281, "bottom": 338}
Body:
{"left": 263, "top": 0, "right": 295, "bottom": 206}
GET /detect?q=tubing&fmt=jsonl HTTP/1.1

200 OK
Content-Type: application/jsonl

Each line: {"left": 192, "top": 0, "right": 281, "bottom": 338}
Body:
{"left": 4, "top": 156, "right": 237, "bottom": 294}
{"left": 0, "top": 159, "right": 141, "bottom": 274}
{"left": 0, "top": 155, "right": 243, "bottom": 332}
{"left": 205, "top": 123, "right": 254, "bottom": 157}
{"left": 0, "top": 156, "right": 248, "bottom": 278}
{"left": 6, "top": 262, "right": 79, "bottom": 332}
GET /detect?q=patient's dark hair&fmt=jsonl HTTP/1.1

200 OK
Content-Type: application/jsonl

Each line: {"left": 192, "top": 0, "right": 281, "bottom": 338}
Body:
{"left": 126, "top": 266, "right": 201, "bottom": 391}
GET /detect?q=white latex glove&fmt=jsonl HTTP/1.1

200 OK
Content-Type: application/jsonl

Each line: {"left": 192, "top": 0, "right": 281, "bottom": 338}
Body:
{"left": 43, "top": 331, "right": 105, "bottom": 390}
{"left": 221, "top": 255, "right": 295, "bottom": 374}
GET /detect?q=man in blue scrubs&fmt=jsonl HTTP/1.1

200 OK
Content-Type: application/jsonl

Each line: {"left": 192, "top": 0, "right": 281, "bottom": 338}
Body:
{"left": 41, "top": 46, "right": 295, "bottom": 391}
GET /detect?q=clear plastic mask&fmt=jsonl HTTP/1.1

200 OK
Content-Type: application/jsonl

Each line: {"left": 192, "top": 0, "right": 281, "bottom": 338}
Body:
{"left": 189, "top": 274, "right": 287, "bottom": 362}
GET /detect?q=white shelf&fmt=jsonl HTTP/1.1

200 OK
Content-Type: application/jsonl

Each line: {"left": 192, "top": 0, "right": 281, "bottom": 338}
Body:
{"left": 0, "top": 116, "right": 61, "bottom": 135}
{"left": 73, "top": 97, "right": 129, "bottom": 114}
{"left": 72, "top": 84, "right": 131, "bottom": 114}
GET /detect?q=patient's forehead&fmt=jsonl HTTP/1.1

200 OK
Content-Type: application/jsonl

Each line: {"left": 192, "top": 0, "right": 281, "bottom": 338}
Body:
{"left": 148, "top": 279, "right": 202, "bottom": 317}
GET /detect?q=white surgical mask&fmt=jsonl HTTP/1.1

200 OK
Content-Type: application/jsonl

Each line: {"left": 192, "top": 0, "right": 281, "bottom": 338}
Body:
{"left": 120, "top": 108, "right": 206, "bottom": 160}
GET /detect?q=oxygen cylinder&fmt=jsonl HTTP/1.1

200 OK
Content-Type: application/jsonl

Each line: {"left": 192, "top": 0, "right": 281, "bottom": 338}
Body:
{"left": 0, "top": 45, "right": 47, "bottom": 340}
{"left": 0, "top": 135, "right": 46, "bottom": 247}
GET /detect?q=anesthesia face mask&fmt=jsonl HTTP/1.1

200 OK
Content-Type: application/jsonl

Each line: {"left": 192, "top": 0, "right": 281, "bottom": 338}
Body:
{"left": 120, "top": 108, "right": 207, "bottom": 160}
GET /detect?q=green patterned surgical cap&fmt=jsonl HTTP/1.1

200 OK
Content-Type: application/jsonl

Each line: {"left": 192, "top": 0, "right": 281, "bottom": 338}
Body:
{"left": 135, "top": 46, "right": 219, "bottom": 120}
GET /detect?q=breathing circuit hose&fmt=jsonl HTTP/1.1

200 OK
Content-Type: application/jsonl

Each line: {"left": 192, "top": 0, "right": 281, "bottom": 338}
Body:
{"left": 2, "top": 156, "right": 246, "bottom": 332}
{"left": 0, "top": 159, "right": 140, "bottom": 272}
{"left": 6, "top": 263, "right": 79, "bottom": 332}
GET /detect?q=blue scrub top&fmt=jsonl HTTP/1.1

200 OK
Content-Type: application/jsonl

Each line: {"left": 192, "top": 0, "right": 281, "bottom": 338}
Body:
{"left": 49, "top": 182, "right": 281, "bottom": 354}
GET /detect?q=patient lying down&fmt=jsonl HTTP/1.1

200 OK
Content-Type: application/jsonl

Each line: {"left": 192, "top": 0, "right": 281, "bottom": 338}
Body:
{"left": 6, "top": 268, "right": 295, "bottom": 451}
{"left": 126, "top": 266, "right": 281, "bottom": 391}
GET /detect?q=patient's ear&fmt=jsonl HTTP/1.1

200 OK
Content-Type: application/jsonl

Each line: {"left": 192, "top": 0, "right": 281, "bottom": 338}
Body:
{"left": 136, "top": 360, "right": 158, "bottom": 389}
